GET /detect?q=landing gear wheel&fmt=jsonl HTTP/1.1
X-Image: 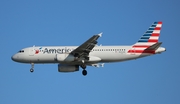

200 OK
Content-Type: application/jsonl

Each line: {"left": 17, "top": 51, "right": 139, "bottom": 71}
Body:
{"left": 30, "top": 68, "right": 34, "bottom": 73}
{"left": 82, "top": 70, "right": 87, "bottom": 76}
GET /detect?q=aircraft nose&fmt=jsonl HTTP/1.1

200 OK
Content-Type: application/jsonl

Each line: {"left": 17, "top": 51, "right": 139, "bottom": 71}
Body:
{"left": 11, "top": 55, "right": 15, "bottom": 61}
{"left": 11, "top": 54, "right": 18, "bottom": 62}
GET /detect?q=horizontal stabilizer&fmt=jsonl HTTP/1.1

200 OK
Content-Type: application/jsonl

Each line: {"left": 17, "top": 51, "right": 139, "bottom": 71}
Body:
{"left": 145, "top": 42, "right": 162, "bottom": 50}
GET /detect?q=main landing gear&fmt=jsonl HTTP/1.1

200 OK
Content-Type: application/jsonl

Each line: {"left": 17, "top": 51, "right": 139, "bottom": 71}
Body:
{"left": 81, "top": 64, "right": 87, "bottom": 76}
{"left": 82, "top": 69, "right": 87, "bottom": 76}
{"left": 30, "top": 63, "right": 34, "bottom": 73}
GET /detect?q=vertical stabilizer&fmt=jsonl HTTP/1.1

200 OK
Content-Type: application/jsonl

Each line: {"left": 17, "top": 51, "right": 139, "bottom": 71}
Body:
{"left": 128, "top": 22, "right": 163, "bottom": 54}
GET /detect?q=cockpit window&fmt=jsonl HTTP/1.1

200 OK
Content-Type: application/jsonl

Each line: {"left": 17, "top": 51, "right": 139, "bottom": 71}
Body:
{"left": 18, "top": 50, "right": 24, "bottom": 53}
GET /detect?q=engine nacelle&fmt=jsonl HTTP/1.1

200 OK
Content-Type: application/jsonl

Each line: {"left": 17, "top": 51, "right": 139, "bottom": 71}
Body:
{"left": 56, "top": 54, "right": 75, "bottom": 62}
{"left": 58, "top": 64, "right": 79, "bottom": 72}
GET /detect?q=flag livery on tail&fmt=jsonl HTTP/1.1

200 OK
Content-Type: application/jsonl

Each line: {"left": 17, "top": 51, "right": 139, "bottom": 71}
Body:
{"left": 128, "top": 21, "right": 163, "bottom": 54}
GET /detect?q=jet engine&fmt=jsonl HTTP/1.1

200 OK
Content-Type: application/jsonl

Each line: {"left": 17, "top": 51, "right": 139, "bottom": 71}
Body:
{"left": 58, "top": 64, "right": 79, "bottom": 72}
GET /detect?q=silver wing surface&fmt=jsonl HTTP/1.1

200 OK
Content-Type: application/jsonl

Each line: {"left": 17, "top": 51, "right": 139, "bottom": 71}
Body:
{"left": 71, "top": 33, "right": 102, "bottom": 60}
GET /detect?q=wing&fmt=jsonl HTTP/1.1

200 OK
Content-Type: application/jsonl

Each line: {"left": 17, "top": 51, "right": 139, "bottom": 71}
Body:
{"left": 71, "top": 33, "right": 102, "bottom": 59}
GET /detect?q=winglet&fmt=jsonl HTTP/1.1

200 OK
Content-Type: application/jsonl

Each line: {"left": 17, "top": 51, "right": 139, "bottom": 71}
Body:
{"left": 98, "top": 32, "right": 103, "bottom": 37}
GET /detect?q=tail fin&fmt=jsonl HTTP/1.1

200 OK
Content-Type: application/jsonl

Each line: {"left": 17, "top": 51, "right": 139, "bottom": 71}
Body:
{"left": 128, "top": 22, "right": 163, "bottom": 54}
{"left": 136, "top": 21, "right": 162, "bottom": 44}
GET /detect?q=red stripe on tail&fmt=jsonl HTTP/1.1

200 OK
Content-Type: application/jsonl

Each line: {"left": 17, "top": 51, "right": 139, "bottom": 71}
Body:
{"left": 158, "top": 21, "right": 162, "bottom": 24}
{"left": 151, "top": 33, "right": 160, "bottom": 36}
{"left": 148, "top": 39, "right": 158, "bottom": 42}
{"left": 154, "top": 27, "right": 161, "bottom": 30}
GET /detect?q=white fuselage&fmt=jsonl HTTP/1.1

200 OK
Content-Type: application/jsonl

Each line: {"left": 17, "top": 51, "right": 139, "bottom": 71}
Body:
{"left": 11, "top": 45, "right": 165, "bottom": 65}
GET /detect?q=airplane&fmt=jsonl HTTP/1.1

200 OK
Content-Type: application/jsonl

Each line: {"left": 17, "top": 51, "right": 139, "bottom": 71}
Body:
{"left": 11, "top": 22, "right": 166, "bottom": 76}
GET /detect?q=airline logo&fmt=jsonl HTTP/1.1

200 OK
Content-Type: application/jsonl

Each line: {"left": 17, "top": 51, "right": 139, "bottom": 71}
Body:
{"left": 128, "top": 21, "right": 162, "bottom": 54}
{"left": 35, "top": 47, "right": 42, "bottom": 54}
{"left": 34, "top": 47, "right": 73, "bottom": 54}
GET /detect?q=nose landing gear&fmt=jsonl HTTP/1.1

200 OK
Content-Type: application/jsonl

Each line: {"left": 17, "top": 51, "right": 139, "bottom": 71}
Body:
{"left": 30, "top": 63, "right": 34, "bottom": 73}
{"left": 30, "top": 68, "right": 34, "bottom": 72}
